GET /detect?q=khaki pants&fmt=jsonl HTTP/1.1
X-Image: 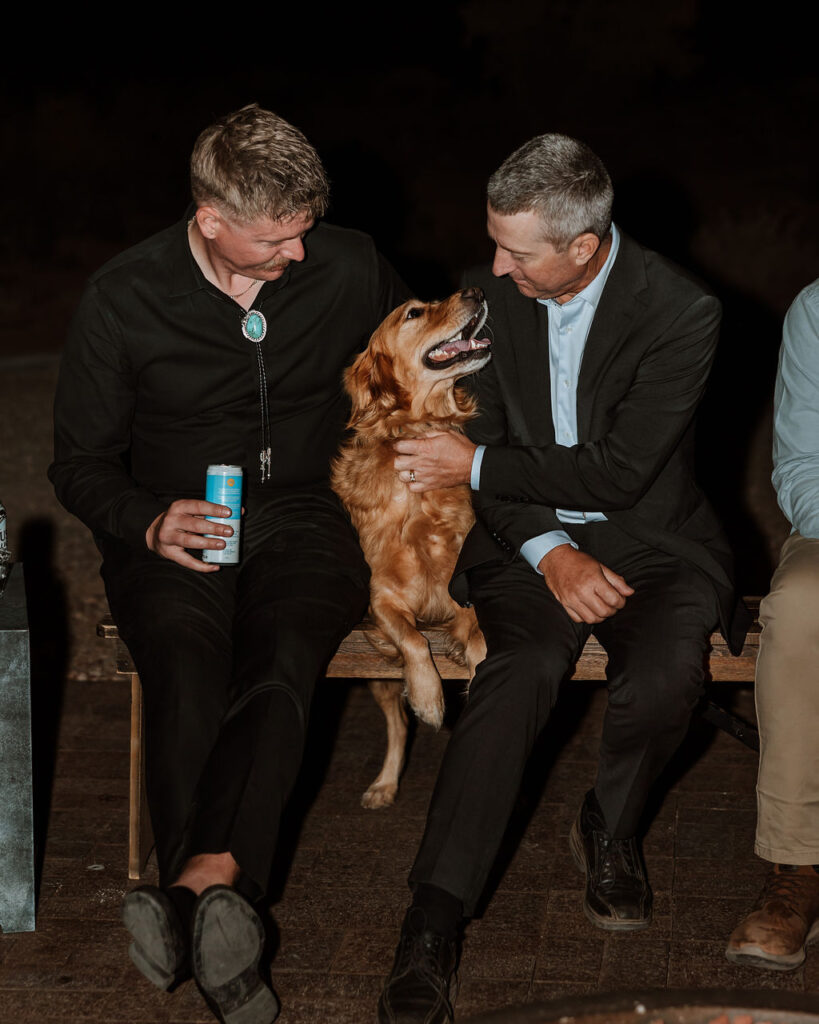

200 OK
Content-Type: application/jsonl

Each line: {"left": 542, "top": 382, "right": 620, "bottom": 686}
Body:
{"left": 755, "top": 531, "right": 819, "bottom": 864}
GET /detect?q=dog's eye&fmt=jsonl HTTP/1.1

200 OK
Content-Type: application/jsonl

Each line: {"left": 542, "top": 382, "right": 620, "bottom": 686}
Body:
{"left": 405, "top": 307, "right": 424, "bottom": 320}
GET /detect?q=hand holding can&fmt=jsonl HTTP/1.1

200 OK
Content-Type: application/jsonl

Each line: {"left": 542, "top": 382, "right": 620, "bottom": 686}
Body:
{"left": 202, "top": 465, "right": 243, "bottom": 565}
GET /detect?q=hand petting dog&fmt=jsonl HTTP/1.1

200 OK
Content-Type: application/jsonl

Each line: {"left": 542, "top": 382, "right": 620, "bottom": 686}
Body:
{"left": 393, "top": 430, "right": 477, "bottom": 491}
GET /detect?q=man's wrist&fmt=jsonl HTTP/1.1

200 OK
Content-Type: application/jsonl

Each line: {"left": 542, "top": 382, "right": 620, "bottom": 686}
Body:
{"left": 522, "top": 532, "right": 577, "bottom": 574}
{"left": 470, "top": 445, "right": 486, "bottom": 491}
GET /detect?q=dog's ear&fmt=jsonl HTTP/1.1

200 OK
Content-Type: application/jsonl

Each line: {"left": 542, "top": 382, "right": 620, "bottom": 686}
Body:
{"left": 345, "top": 343, "right": 409, "bottom": 427}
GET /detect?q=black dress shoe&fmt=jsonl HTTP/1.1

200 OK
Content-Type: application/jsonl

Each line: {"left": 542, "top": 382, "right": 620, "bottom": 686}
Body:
{"left": 569, "top": 789, "right": 652, "bottom": 931}
{"left": 121, "top": 884, "right": 192, "bottom": 990}
{"left": 192, "top": 885, "right": 279, "bottom": 1024}
{"left": 377, "top": 906, "right": 458, "bottom": 1023}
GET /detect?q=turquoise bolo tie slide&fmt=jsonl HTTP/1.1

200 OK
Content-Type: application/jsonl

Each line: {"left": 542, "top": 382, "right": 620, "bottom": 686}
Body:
{"left": 241, "top": 309, "right": 267, "bottom": 342}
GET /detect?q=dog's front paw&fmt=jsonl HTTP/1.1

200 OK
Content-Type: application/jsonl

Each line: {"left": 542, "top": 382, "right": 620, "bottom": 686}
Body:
{"left": 408, "top": 688, "right": 445, "bottom": 730}
{"left": 361, "top": 781, "right": 398, "bottom": 809}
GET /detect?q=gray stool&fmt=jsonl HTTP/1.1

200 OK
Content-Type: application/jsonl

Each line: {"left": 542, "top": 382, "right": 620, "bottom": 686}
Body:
{"left": 0, "top": 562, "right": 35, "bottom": 933}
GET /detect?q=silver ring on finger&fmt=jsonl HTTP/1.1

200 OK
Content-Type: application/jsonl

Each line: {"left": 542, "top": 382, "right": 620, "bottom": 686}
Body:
{"left": 409, "top": 470, "right": 416, "bottom": 483}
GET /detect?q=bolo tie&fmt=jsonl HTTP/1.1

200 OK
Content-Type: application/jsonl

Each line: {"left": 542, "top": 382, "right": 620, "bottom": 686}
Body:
{"left": 239, "top": 307, "right": 272, "bottom": 483}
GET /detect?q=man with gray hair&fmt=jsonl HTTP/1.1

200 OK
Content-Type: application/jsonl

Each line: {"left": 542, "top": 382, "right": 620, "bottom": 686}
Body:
{"left": 50, "top": 103, "right": 408, "bottom": 1024}
{"left": 378, "top": 133, "right": 745, "bottom": 1023}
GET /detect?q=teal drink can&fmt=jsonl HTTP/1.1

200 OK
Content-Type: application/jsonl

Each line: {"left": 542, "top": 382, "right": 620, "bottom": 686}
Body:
{"left": 203, "top": 464, "right": 243, "bottom": 564}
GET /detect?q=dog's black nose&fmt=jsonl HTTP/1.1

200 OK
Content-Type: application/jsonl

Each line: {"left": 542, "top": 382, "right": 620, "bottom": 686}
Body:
{"left": 460, "top": 286, "right": 485, "bottom": 303}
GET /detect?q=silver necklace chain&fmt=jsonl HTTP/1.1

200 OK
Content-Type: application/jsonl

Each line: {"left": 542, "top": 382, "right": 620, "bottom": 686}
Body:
{"left": 227, "top": 278, "right": 259, "bottom": 300}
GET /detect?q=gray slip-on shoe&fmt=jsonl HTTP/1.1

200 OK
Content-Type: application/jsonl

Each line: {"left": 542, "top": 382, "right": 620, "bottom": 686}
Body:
{"left": 121, "top": 884, "right": 191, "bottom": 990}
{"left": 192, "top": 885, "right": 279, "bottom": 1024}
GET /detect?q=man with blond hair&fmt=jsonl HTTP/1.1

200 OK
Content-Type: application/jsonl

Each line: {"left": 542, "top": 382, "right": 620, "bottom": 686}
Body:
{"left": 50, "top": 103, "right": 408, "bottom": 1024}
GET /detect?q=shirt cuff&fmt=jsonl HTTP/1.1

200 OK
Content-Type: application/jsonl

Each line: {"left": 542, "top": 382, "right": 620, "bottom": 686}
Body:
{"left": 470, "top": 445, "right": 486, "bottom": 491}
{"left": 520, "top": 532, "right": 578, "bottom": 574}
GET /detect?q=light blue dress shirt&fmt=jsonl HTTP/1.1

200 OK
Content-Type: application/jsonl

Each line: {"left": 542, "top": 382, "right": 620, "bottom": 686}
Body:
{"left": 772, "top": 278, "right": 819, "bottom": 540}
{"left": 471, "top": 225, "right": 620, "bottom": 572}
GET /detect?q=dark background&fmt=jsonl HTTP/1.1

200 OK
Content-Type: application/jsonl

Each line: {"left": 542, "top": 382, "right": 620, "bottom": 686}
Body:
{"left": 3, "top": 0, "right": 817, "bottom": 589}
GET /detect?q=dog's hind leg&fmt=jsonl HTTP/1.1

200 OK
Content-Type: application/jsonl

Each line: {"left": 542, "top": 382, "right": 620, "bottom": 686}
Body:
{"left": 369, "top": 598, "right": 445, "bottom": 729}
{"left": 448, "top": 605, "right": 487, "bottom": 683}
{"left": 361, "top": 680, "right": 408, "bottom": 809}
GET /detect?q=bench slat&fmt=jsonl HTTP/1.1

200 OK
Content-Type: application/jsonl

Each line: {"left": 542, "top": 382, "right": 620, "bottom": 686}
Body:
{"left": 98, "top": 598, "right": 761, "bottom": 684}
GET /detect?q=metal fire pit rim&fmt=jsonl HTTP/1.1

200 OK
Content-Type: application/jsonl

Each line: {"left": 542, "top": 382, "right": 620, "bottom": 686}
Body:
{"left": 463, "top": 986, "right": 819, "bottom": 1023}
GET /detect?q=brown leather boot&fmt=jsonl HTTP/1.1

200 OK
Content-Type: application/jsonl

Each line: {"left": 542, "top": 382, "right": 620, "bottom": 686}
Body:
{"left": 726, "top": 864, "right": 819, "bottom": 971}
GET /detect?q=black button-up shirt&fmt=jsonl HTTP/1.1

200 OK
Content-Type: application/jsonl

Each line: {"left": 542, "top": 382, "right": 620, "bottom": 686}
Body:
{"left": 49, "top": 213, "right": 410, "bottom": 548}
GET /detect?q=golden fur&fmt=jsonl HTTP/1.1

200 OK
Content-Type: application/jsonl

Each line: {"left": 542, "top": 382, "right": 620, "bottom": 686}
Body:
{"left": 332, "top": 288, "right": 490, "bottom": 806}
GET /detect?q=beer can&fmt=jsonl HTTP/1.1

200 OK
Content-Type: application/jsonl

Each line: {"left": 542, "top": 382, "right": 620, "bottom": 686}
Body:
{"left": 203, "top": 465, "right": 243, "bottom": 565}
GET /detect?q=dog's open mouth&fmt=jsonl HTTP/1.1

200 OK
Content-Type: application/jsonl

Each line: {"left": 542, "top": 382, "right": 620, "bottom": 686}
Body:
{"left": 423, "top": 303, "right": 491, "bottom": 370}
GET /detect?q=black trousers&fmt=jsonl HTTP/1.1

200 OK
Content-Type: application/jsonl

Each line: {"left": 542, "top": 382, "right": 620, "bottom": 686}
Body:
{"left": 408, "top": 521, "right": 719, "bottom": 917}
{"left": 101, "top": 488, "right": 369, "bottom": 899}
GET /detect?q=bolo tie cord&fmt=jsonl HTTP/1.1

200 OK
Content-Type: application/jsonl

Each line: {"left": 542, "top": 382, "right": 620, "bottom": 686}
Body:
{"left": 251, "top": 338, "right": 272, "bottom": 483}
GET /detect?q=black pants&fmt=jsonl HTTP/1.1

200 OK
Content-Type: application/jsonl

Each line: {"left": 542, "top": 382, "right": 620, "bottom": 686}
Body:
{"left": 408, "top": 522, "right": 719, "bottom": 916}
{"left": 101, "top": 489, "right": 369, "bottom": 899}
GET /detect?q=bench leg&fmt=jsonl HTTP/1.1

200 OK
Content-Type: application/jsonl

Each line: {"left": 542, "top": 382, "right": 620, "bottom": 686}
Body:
{"left": 698, "top": 695, "right": 760, "bottom": 752}
{"left": 128, "top": 673, "right": 155, "bottom": 880}
{"left": 361, "top": 680, "right": 408, "bottom": 809}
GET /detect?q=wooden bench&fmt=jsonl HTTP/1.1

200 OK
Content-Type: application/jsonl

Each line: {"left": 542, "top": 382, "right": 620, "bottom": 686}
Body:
{"left": 97, "top": 600, "right": 761, "bottom": 880}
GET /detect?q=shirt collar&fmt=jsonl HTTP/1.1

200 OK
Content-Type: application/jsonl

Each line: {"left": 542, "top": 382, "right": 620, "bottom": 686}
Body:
{"left": 167, "top": 206, "right": 207, "bottom": 298}
{"left": 539, "top": 222, "right": 620, "bottom": 311}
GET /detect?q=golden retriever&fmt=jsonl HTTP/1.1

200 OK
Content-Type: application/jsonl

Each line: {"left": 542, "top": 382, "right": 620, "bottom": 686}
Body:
{"left": 331, "top": 287, "right": 491, "bottom": 807}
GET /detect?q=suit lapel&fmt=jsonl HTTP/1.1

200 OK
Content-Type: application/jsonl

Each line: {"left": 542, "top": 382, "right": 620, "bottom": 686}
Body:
{"left": 499, "top": 281, "right": 554, "bottom": 441}
{"left": 576, "top": 233, "right": 649, "bottom": 439}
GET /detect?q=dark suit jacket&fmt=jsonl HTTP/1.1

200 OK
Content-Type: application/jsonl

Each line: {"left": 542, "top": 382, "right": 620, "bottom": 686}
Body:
{"left": 452, "top": 231, "right": 748, "bottom": 653}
